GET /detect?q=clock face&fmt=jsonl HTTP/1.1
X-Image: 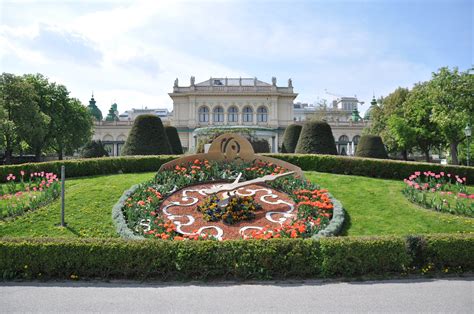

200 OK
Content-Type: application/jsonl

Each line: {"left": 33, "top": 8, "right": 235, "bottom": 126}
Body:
{"left": 160, "top": 182, "right": 296, "bottom": 240}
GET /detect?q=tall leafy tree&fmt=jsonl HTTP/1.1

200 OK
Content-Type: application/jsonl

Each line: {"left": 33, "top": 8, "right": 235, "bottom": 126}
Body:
{"left": 0, "top": 73, "right": 47, "bottom": 164}
{"left": 50, "top": 98, "right": 93, "bottom": 159}
{"left": 402, "top": 82, "right": 443, "bottom": 162}
{"left": 429, "top": 67, "right": 473, "bottom": 165}
{"left": 367, "top": 87, "right": 410, "bottom": 158}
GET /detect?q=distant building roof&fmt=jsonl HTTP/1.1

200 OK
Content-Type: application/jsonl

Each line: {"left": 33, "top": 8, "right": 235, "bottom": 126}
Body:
{"left": 196, "top": 78, "right": 272, "bottom": 87}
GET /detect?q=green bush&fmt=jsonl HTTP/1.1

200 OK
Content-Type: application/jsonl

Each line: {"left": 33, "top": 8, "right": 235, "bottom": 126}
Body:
{"left": 263, "top": 154, "right": 474, "bottom": 183}
{"left": 0, "top": 154, "right": 473, "bottom": 184}
{"left": 281, "top": 124, "right": 302, "bottom": 153}
{"left": 0, "top": 156, "right": 177, "bottom": 183}
{"left": 355, "top": 135, "right": 388, "bottom": 159}
{"left": 81, "top": 140, "right": 109, "bottom": 158}
{"left": 122, "top": 115, "right": 171, "bottom": 155}
{"left": 164, "top": 126, "right": 183, "bottom": 155}
{"left": 1, "top": 234, "right": 471, "bottom": 281}
{"left": 321, "top": 236, "right": 410, "bottom": 277}
{"left": 250, "top": 138, "right": 270, "bottom": 153}
{"left": 295, "top": 121, "right": 337, "bottom": 155}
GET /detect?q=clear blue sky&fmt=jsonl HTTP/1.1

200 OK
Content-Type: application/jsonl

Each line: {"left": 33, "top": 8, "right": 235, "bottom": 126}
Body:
{"left": 1, "top": 0, "right": 472, "bottom": 115}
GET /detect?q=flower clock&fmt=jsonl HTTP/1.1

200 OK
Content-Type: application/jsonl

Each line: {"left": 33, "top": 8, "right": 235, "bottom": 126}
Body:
{"left": 116, "top": 133, "right": 344, "bottom": 241}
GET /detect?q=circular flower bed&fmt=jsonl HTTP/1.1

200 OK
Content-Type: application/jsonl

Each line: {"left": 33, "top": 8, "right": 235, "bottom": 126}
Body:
{"left": 0, "top": 171, "right": 60, "bottom": 219}
{"left": 403, "top": 171, "right": 473, "bottom": 217}
{"left": 117, "top": 159, "right": 344, "bottom": 240}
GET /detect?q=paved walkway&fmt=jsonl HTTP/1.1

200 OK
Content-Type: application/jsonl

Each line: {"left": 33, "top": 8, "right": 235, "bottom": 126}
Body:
{"left": 1, "top": 278, "right": 473, "bottom": 313}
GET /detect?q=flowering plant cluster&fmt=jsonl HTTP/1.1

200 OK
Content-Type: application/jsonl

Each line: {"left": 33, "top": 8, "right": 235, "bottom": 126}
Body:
{"left": 403, "top": 171, "right": 473, "bottom": 217}
{"left": 122, "top": 159, "right": 334, "bottom": 240}
{"left": 197, "top": 194, "right": 262, "bottom": 224}
{"left": 0, "top": 171, "right": 60, "bottom": 219}
{"left": 245, "top": 188, "right": 333, "bottom": 239}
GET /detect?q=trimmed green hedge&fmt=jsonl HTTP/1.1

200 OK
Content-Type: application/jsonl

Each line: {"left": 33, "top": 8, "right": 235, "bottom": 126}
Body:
{"left": 0, "top": 156, "right": 177, "bottom": 183}
{"left": 1, "top": 234, "right": 472, "bottom": 280}
{"left": 0, "top": 154, "right": 473, "bottom": 183}
{"left": 264, "top": 154, "right": 474, "bottom": 183}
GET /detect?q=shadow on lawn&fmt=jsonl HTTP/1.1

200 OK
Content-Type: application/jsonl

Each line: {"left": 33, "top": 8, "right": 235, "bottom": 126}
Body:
{"left": 339, "top": 209, "right": 351, "bottom": 236}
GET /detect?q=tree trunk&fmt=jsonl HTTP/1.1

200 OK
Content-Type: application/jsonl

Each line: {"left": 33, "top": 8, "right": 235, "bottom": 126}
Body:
{"left": 402, "top": 150, "right": 408, "bottom": 161}
{"left": 57, "top": 149, "right": 63, "bottom": 160}
{"left": 35, "top": 147, "right": 42, "bottom": 162}
{"left": 450, "top": 142, "right": 458, "bottom": 165}
{"left": 424, "top": 150, "right": 430, "bottom": 162}
{"left": 4, "top": 148, "right": 13, "bottom": 165}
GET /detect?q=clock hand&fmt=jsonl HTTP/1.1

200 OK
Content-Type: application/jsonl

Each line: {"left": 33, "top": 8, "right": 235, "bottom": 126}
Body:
{"left": 202, "top": 171, "right": 295, "bottom": 195}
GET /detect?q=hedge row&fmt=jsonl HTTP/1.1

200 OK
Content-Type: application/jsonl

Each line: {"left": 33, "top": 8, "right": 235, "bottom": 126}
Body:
{"left": 0, "top": 154, "right": 473, "bottom": 183}
{"left": 1, "top": 234, "right": 472, "bottom": 281}
{"left": 0, "top": 156, "right": 177, "bottom": 183}
{"left": 264, "top": 154, "right": 474, "bottom": 183}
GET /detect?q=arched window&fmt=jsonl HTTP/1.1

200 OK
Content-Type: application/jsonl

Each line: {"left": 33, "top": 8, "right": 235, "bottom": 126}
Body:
{"left": 352, "top": 135, "right": 360, "bottom": 145}
{"left": 339, "top": 135, "right": 349, "bottom": 143}
{"left": 257, "top": 106, "right": 268, "bottom": 123}
{"left": 198, "top": 106, "right": 209, "bottom": 123}
{"left": 242, "top": 106, "right": 253, "bottom": 122}
{"left": 228, "top": 106, "right": 238, "bottom": 123}
{"left": 213, "top": 106, "right": 224, "bottom": 123}
{"left": 338, "top": 135, "right": 349, "bottom": 156}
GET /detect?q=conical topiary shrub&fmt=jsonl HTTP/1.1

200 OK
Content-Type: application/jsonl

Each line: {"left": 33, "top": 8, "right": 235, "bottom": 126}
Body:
{"left": 122, "top": 114, "right": 171, "bottom": 155}
{"left": 355, "top": 135, "right": 388, "bottom": 159}
{"left": 281, "top": 124, "right": 302, "bottom": 153}
{"left": 294, "top": 121, "right": 337, "bottom": 155}
{"left": 165, "top": 125, "right": 183, "bottom": 155}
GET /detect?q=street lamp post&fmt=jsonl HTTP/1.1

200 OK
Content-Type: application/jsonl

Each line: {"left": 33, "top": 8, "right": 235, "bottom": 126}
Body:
{"left": 464, "top": 123, "right": 472, "bottom": 166}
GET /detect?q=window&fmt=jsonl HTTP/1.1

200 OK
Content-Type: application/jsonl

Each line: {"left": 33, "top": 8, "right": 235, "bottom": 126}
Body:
{"left": 228, "top": 106, "right": 238, "bottom": 123}
{"left": 257, "top": 106, "right": 268, "bottom": 122}
{"left": 242, "top": 106, "right": 253, "bottom": 122}
{"left": 198, "top": 106, "right": 209, "bottom": 122}
{"left": 339, "top": 135, "right": 349, "bottom": 143}
{"left": 352, "top": 135, "right": 360, "bottom": 145}
{"left": 213, "top": 106, "right": 224, "bottom": 123}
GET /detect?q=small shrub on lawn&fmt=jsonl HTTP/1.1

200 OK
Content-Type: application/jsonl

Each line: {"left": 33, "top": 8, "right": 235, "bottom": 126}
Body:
{"left": 122, "top": 115, "right": 171, "bottom": 155}
{"left": 281, "top": 124, "right": 302, "bottom": 153}
{"left": 355, "top": 135, "right": 388, "bottom": 159}
{"left": 295, "top": 121, "right": 337, "bottom": 155}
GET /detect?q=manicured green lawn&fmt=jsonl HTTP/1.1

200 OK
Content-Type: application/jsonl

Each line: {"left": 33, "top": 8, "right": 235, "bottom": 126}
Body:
{"left": 306, "top": 172, "right": 473, "bottom": 236}
{"left": 0, "top": 172, "right": 155, "bottom": 238}
{"left": 1, "top": 171, "right": 472, "bottom": 238}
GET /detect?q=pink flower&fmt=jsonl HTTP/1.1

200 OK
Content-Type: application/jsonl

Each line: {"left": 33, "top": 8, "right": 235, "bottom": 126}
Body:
{"left": 447, "top": 174, "right": 451, "bottom": 177}
{"left": 20, "top": 170, "right": 25, "bottom": 176}
{"left": 469, "top": 194, "right": 474, "bottom": 199}
{"left": 11, "top": 176, "right": 15, "bottom": 180}
{"left": 33, "top": 187, "right": 37, "bottom": 192}
{"left": 39, "top": 187, "right": 43, "bottom": 191}
{"left": 415, "top": 171, "right": 421, "bottom": 176}
{"left": 462, "top": 177, "right": 467, "bottom": 182}
{"left": 440, "top": 172, "right": 444, "bottom": 176}
{"left": 458, "top": 193, "right": 467, "bottom": 198}
{"left": 435, "top": 175, "right": 440, "bottom": 179}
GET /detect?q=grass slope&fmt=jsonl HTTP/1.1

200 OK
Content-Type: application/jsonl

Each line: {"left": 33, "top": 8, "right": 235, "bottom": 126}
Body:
{"left": 1, "top": 171, "right": 472, "bottom": 238}
{"left": 306, "top": 172, "right": 473, "bottom": 236}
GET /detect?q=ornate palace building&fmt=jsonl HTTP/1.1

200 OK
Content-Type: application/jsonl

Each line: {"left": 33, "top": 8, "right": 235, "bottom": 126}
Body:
{"left": 169, "top": 76, "right": 297, "bottom": 152}
{"left": 91, "top": 77, "right": 371, "bottom": 156}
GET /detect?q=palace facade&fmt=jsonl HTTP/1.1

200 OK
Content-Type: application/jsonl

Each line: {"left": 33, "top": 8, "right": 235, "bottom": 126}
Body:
{"left": 91, "top": 77, "right": 370, "bottom": 156}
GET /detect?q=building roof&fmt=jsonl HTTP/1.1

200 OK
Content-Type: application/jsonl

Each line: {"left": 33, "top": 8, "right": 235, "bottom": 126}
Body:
{"left": 196, "top": 78, "right": 272, "bottom": 87}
